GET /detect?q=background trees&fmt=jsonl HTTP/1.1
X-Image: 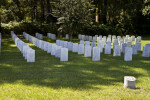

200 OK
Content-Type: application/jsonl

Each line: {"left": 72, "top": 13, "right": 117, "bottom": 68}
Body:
{"left": 0, "top": 0, "right": 150, "bottom": 39}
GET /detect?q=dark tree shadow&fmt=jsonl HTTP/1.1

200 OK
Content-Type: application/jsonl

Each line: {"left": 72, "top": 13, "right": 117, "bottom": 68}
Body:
{"left": 0, "top": 35, "right": 149, "bottom": 90}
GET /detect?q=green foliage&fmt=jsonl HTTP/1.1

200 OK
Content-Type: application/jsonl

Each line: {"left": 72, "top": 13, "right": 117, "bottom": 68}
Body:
{"left": 55, "top": 0, "right": 94, "bottom": 40}
{"left": 142, "top": 0, "right": 150, "bottom": 16}
{"left": 1, "top": 21, "right": 58, "bottom": 35}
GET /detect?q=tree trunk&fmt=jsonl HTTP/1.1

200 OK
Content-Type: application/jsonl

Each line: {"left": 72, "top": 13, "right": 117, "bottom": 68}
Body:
{"left": 46, "top": 0, "right": 51, "bottom": 23}
{"left": 41, "top": 0, "right": 45, "bottom": 22}
{"left": 0, "top": 13, "right": 1, "bottom": 32}
{"left": 33, "top": 0, "right": 37, "bottom": 21}
{"left": 69, "top": 32, "right": 72, "bottom": 41}
{"left": 103, "top": 0, "right": 107, "bottom": 24}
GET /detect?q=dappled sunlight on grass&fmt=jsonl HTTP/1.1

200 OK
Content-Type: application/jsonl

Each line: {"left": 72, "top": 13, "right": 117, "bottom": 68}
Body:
{"left": 10, "top": 44, "right": 17, "bottom": 47}
{"left": 0, "top": 35, "right": 150, "bottom": 99}
{"left": 140, "top": 60, "right": 150, "bottom": 64}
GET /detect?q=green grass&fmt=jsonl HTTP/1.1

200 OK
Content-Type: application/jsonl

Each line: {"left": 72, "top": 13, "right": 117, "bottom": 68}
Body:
{"left": 0, "top": 35, "right": 150, "bottom": 100}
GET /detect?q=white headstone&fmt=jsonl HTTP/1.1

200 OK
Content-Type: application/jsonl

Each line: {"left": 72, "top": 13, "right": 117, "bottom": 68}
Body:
{"left": 113, "top": 45, "right": 121, "bottom": 56}
{"left": 131, "top": 45, "right": 137, "bottom": 55}
{"left": 85, "top": 41, "right": 90, "bottom": 46}
{"left": 60, "top": 48, "right": 68, "bottom": 61}
{"left": 105, "top": 44, "right": 111, "bottom": 54}
{"left": 47, "top": 43, "right": 52, "bottom": 53}
{"left": 51, "top": 44, "right": 56, "bottom": 56}
{"left": 56, "top": 46, "right": 62, "bottom": 58}
{"left": 27, "top": 49, "right": 35, "bottom": 62}
{"left": 124, "top": 47, "right": 132, "bottom": 61}
{"left": 78, "top": 44, "right": 84, "bottom": 55}
{"left": 84, "top": 45, "right": 91, "bottom": 57}
{"left": 72, "top": 43, "right": 78, "bottom": 52}
{"left": 68, "top": 42, "right": 73, "bottom": 51}
{"left": 80, "top": 40, "right": 84, "bottom": 44}
{"left": 92, "top": 47, "right": 100, "bottom": 61}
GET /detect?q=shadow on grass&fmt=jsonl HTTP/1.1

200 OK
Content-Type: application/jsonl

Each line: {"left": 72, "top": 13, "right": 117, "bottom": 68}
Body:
{"left": 0, "top": 35, "right": 150, "bottom": 90}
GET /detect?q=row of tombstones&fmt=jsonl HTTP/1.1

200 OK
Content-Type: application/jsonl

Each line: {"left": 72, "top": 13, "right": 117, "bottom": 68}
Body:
{"left": 78, "top": 34, "right": 141, "bottom": 44}
{"left": 35, "top": 33, "right": 43, "bottom": 40}
{"left": 11, "top": 31, "right": 35, "bottom": 62}
{"left": 47, "top": 33, "right": 56, "bottom": 40}
{"left": 57, "top": 38, "right": 149, "bottom": 61}
{"left": 23, "top": 32, "right": 68, "bottom": 61}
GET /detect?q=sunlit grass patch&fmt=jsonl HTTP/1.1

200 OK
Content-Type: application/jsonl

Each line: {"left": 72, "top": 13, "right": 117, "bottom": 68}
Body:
{"left": 0, "top": 35, "right": 150, "bottom": 100}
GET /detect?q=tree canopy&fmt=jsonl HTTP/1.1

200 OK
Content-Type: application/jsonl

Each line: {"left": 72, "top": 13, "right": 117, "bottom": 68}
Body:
{"left": 0, "top": 0, "right": 150, "bottom": 39}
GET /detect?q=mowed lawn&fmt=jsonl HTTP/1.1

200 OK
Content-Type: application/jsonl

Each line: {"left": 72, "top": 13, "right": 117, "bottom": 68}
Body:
{"left": 0, "top": 34, "right": 150, "bottom": 100}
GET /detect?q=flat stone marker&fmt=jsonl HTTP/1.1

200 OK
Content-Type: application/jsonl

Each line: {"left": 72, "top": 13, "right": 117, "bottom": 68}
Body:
{"left": 124, "top": 76, "right": 136, "bottom": 89}
{"left": 113, "top": 45, "right": 121, "bottom": 56}
{"left": 60, "top": 48, "right": 68, "bottom": 61}
{"left": 27, "top": 49, "right": 35, "bottom": 62}
{"left": 124, "top": 47, "right": 133, "bottom": 61}
{"left": 78, "top": 44, "right": 84, "bottom": 55}
{"left": 84, "top": 45, "right": 91, "bottom": 57}
{"left": 92, "top": 47, "right": 100, "bottom": 61}
{"left": 51, "top": 44, "right": 56, "bottom": 56}
{"left": 105, "top": 44, "right": 111, "bottom": 54}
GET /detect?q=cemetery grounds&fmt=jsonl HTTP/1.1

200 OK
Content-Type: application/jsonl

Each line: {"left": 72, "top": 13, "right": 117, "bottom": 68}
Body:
{"left": 0, "top": 35, "right": 150, "bottom": 100}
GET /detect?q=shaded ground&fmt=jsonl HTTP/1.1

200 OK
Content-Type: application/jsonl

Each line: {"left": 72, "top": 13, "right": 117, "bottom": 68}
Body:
{"left": 0, "top": 35, "right": 150, "bottom": 100}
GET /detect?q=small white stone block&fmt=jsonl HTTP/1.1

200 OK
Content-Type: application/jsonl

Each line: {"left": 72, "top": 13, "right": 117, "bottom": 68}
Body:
{"left": 124, "top": 76, "right": 136, "bottom": 89}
